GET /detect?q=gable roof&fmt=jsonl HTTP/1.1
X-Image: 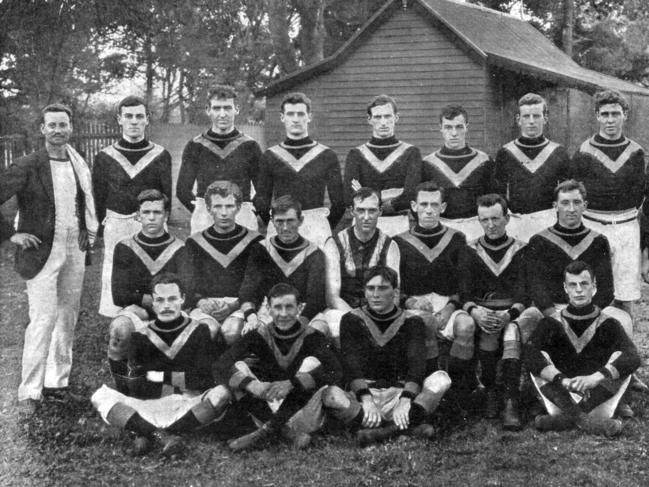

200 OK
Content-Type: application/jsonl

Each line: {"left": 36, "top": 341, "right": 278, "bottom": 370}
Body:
{"left": 260, "top": 0, "right": 649, "bottom": 97}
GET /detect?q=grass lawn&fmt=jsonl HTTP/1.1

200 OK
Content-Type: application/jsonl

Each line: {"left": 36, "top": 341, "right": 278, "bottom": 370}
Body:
{"left": 2, "top": 225, "right": 649, "bottom": 487}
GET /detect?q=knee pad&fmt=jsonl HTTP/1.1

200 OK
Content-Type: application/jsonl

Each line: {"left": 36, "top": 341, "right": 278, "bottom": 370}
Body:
{"left": 309, "top": 315, "right": 330, "bottom": 338}
{"left": 298, "top": 356, "right": 321, "bottom": 373}
{"left": 321, "top": 386, "right": 349, "bottom": 408}
{"left": 502, "top": 321, "right": 520, "bottom": 342}
{"left": 108, "top": 316, "right": 135, "bottom": 360}
{"left": 453, "top": 314, "right": 475, "bottom": 340}
{"left": 423, "top": 370, "right": 451, "bottom": 394}
{"left": 203, "top": 385, "right": 232, "bottom": 409}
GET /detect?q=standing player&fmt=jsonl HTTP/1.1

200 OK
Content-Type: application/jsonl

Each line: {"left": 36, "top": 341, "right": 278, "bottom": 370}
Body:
{"left": 107, "top": 190, "right": 186, "bottom": 394}
{"left": 1, "top": 104, "right": 97, "bottom": 411}
{"left": 93, "top": 96, "right": 172, "bottom": 317}
{"left": 571, "top": 90, "right": 647, "bottom": 325}
{"left": 183, "top": 181, "right": 262, "bottom": 345}
{"left": 459, "top": 194, "right": 542, "bottom": 429}
{"left": 92, "top": 273, "right": 229, "bottom": 456}
{"left": 344, "top": 94, "right": 422, "bottom": 236}
{"left": 177, "top": 85, "right": 262, "bottom": 233}
{"left": 421, "top": 105, "right": 494, "bottom": 242}
{"left": 393, "top": 182, "right": 476, "bottom": 398}
{"left": 254, "top": 92, "right": 344, "bottom": 247}
{"left": 494, "top": 93, "right": 571, "bottom": 242}
{"left": 322, "top": 266, "right": 451, "bottom": 445}
{"left": 321, "top": 187, "right": 400, "bottom": 343}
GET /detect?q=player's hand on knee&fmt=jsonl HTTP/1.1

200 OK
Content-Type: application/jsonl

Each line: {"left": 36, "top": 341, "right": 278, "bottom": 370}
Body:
{"left": 242, "top": 313, "right": 260, "bottom": 335}
{"left": 392, "top": 398, "right": 411, "bottom": 430}
{"left": 246, "top": 380, "right": 271, "bottom": 398}
{"left": 360, "top": 396, "right": 381, "bottom": 428}
{"left": 264, "top": 380, "right": 293, "bottom": 401}
{"left": 10, "top": 232, "right": 41, "bottom": 249}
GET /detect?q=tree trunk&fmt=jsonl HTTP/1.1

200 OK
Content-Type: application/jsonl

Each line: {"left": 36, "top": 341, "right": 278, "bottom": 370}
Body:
{"left": 267, "top": 0, "right": 298, "bottom": 74}
{"left": 144, "top": 34, "right": 155, "bottom": 107}
{"left": 178, "top": 71, "right": 186, "bottom": 124}
{"left": 562, "top": 0, "right": 574, "bottom": 56}
{"left": 295, "top": 0, "right": 326, "bottom": 64}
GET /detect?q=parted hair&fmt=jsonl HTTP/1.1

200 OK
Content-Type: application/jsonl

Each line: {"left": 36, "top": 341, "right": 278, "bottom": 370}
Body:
{"left": 366, "top": 94, "right": 398, "bottom": 116}
{"left": 267, "top": 282, "right": 301, "bottom": 303}
{"left": 439, "top": 104, "right": 468, "bottom": 125}
{"left": 204, "top": 180, "right": 243, "bottom": 207}
{"left": 563, "top": 260, "right": 596, "bottom": 282}
{"left": 363, "top": 265, "right": 399, "bottom": 289}
{"left": 414, "top": 181, "right": 446, "bottom": 202}
{"left": 207, "top": 84, "right": 237, "bottom": 103}
{"left": 594, "top": 90, "right": 629, "bottom": 113}
{"left": 553, "top": 179, "right": 587, "bottom": 202}
{"left": 137, "top": 189, "right": 170, "bottom": 211}
{"left": 117, "top": 96, "right": 148, "bottom": 116}
{"left": 281, "top": 92, "right": 312, "bottom": 113}
{"left": 271, "top": 194, "right": 302, "bottom": 219}
{"left": 352, "top": 187, "right": 382, "bottom": 208}
{"left": 41, "top": 103, "right": 72, "bottom": 124}
{"left": 477, "top": 193, "right": 509, "bottom": 215}
{"left": 151, "top": 272, "right": 185, "bottom": 295}
{"left": 518, "top": 93, "right": 548, "bottom": 116}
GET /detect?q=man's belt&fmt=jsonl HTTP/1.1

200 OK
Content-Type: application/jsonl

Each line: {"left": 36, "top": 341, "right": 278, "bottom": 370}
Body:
{"left": 583, "top": 208, "right": 638, "bottom": 226}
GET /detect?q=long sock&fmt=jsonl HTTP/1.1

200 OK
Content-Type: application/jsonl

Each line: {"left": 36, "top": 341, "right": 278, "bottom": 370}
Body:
{"left": 539, "top": 383, "right": 581, "bottom": 419}
{"left": 350, "top": 409, "right": 365, "bottom": 431}
{"left": 502, "top": 359, "right": 521, "bottom": 400}
{"left": 267, "top": 391, "right": 310, "bottom": 431}
{"left": 426, "top": 358, "right": 439, "bottom": 376}
{"left": 479, "top": 350, "right": 498, "bottom": 389}
{"left": 448, "top": 356, "right": 474, "bottom": 391}
{"left": 108, "top": 359, "right": 130, "bottom": 395}
{"left": 124, "top": 413, "right": 156, "bottom": 436}
{"left": 167, "top": 411, "right": 201, "bottom": 433}
{"left": 579, "top": 385, "right": 615, "bottom": 413}
{"left": 408, "top": 403, "right": 427, "bottom": 426}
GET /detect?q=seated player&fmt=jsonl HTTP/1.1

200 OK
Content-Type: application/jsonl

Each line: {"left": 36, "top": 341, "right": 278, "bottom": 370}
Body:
{"left": 183, "top": 181, "right": 262, "bottom": 345}
{"left": 525, "top": 261, "right": 640, "bottom": 437}
{"left": 254, "top": 92, "right": 344, "bottom": 247}
{"left": 494, "top": 93, "right": 570, "bottom": 242}
{"left": 108, "top": 190, "right": 186, "bottom": 394}
{"left": 238, "top": 195, "right": 326, "bottom": 331}
{"left": 421, "top": 105, "right": 495, "bottom": 241}
{"left": 92, "top": 273, "right": 230, "bottom": 456}
{"left": 344, "top": 94, "right": 422, "bottom": 236}
{"left": 393, "top": 182, "right": 476, "bottom": 397}
{"left": 322, "top": 266, "right": 451, "bottom": 445}
{"left": 206, "top": 283, "right": 342, "bottom": 451}
{"left": 459, "top": 193, "right": 542, "bottom": 429}
{"left": 321, "top": 187, "right": 400, "bottom": 343}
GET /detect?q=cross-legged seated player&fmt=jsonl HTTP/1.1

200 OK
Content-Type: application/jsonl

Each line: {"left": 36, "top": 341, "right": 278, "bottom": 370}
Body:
{"left": 238, "top": 195, "right": 327, "bottom": 332}
{"left": 393, "top": 182, "right": 476, "bottom": 400}
{"left": 459, "top": 194, "right": 542, "bottom": 429}
{"left": 92, "top": 273, "right": 230, "bottom": 456}
{"left": 322, "top": 266, "right": 451, "bottom": 445}
{"left": 108, "top": 190, "right": 186, "bottom": 394}
{"left": 183, "top": 181, "right": 262, "bottom": 345}
{"left": 524, "top": 261, "right": 640, "bottom": 437}
{"left": 206, "top": 283, "right": 342, "bottom": 451}
{"left": 321, "top": 187, "right": 400, "bottom": 343}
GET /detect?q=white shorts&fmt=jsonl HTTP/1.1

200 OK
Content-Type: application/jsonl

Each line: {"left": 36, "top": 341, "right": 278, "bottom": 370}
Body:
{"left": 583, "top": 208, "right": 641, "bottom": 301}
{"left": 267, "top": 207, "right": 332, "bottom": 249}
{"left": 376, "top": 215, "right": 411, "bottom": 237}
{"left": 406, "top": 292, "right": 466, "bottom": 342}
{"left": 191, "top": 198, "right": 258, "bottom": 234}
{"left": 508, "top": 209, "right": 556, "bottom": 243}
{"left": 441, "top": 216, "right": 482, "bottom": 242}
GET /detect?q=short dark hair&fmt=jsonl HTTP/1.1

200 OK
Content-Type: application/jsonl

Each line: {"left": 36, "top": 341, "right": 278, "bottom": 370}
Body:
{"left": 363, "top": 265, "right": 399, "bottom": 289}
{"left": 594, "top": 90, "right": 629, "bottom": 113}
{"left": 151, "top": 272, "right": 185, "bottom": 295}
{"left": 280, "top": 92, "right": 312, "bottom": 113}
{"left": 553, "top": 179, "right": 587, "bottom": 202}
{"left": 267, "top": 282, "right": 301, "bottom": 303}
{"left": 563, "top": 260, "right": 596, "bottom": 282}
{"left": 204, "top": 180, "right": 243, "bottom": 207}
{"left": 271, "top": 194, "right": 302, "bottom": 219}
{"left": 439, "top": 105, "right": 468, "bottom": 125}
{"left": 477, "top": 193, "right": 509, "bottom": 215}
{"left": 518, "top": 93, "right": 548, "bottom": 116}
{"left": 366, "top": 94, "right": 398, "bottom": 117}
{"left": 414, "top": 181, "right": 445, "bottom": 203}
{"left": 117, "top": 95, "right": 148, "bottom": 116}
{"left": 137, "top": 189, "right": 170, "bottom": 211}
{"left": 207, "top": 84, "right": 237, "bottom": 104}
{"left": 42, "top": 104, "right": 72, "bottom": 124}
{"left": 352, "top": 187, "right": 382, "bottom": 209}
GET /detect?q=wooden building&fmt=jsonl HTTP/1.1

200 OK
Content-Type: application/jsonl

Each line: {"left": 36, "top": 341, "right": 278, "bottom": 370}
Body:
{"left": 259, "top": 0, "right": 649, "bottom": 161}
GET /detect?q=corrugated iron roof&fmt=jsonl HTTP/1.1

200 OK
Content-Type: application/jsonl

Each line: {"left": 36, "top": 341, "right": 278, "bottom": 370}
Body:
{"left": 260, "top": 0, "right": 649, "bottom": 97}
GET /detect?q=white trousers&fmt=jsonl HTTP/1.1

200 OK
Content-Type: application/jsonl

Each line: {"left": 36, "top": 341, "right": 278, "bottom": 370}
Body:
{"left": 19, "top": 226, "right": 86, "bottom": 400}
{"left": 99, "top": 211, "right": 140, "bottom": 317}
{"left": 191, "top": 198, "right": 259, "bottom": 234}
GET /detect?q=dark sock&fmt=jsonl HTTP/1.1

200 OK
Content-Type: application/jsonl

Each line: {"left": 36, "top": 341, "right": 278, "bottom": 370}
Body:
{"left": 502, "top": 359, "right": 521, "bottom": 399}
{"left": 539, "top": 383, "right": 581, "bottom": 418}
{"left": 408, "top": 403, "right": 427, "bottom": 426}
{"left": 167, "top": 411, "right": 201, "bottom": 433}
{"left": 108, "top": 359, "right": 130, "bottom": 394}
{"left": 426, "top": 358, "right": 439, "bottom": 376}
{"left": 448, "top": 356, "right": 475, "bottom": 392}
{"left": 350, "top": 409, "right": 365, "bottom": 431}
{"left": 579, "top": 385, "right": 615, "bottom": 413}
{"left": 124, "top": 413, "right": 156, "bottom": 436}
{"left": 267, "top": 391, "right": 310, "bottom": 431}
{"left": 479, "top": 350, "right": 499, "bottom": 389}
